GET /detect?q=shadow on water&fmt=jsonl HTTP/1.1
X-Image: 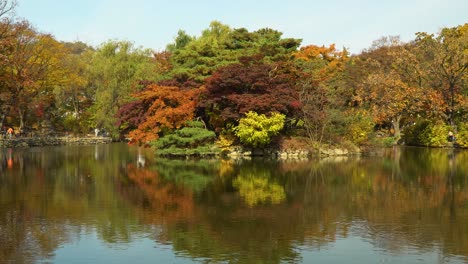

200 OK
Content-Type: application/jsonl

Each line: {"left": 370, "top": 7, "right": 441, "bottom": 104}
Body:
{"left": 0, "top": 144, "right": 467, "bottom": 263}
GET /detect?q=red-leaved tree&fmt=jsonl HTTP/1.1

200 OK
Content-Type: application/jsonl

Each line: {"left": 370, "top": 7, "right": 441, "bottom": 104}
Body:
{"left": 201, "top": 55, "right": 300, "bottom": 131}
{"left": 116, "top": 83, "right": 202, "bottom": 145}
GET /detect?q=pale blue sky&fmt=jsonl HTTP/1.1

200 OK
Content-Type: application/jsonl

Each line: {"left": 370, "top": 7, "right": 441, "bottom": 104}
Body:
{"left": 16, "top": 0, "right": 467, "bottom": 54}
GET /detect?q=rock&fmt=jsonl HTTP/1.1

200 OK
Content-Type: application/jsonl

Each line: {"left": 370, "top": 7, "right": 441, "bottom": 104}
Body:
{"left": 289, "top": 153, "right": 299, "bottom": 159}
{"left": 334, "top": 149, "right": 345, "bottom": 155}
{"left": 242, "top": 151, "right": 252, "bottom": 156}
{"left": 228, "top": 151, "right": 241, "bottom": 157}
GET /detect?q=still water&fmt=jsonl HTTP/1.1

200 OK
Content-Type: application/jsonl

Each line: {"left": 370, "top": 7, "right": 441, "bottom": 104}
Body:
{"left": 0, "top": 143, "right": 467, "bottom": 264}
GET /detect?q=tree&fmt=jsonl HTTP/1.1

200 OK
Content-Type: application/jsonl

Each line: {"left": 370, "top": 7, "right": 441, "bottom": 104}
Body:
{"left": 166, "top": 30, "right": 194, "bottom": 52}
{"left": 0, "top": 21, "right": 66, "bottom": 131}
{"left": 202, "top": 56, "right": 299, "bottom": 131}
{"left": 414, "top": 24, "right": 468, "bottom": 125}
{"left": 357, "top": 71, "right": 433, "bottom": 138}
{"left": 54, "top": 41, "right": 94, "bottom": 120}
{"left": 116, "top": 83, "right": 202, "bottom": 145}
{"left": 153, "top": 120, "right": 218, "bottom": 156}
{"left": 0, "top": 0, "right": 18, "bottom": 128}
{"left": 353, "top": 37, "right": 446, "bottom": 139}
{"left": 167, "top": 21, "right": 301, "bottom": 83}
{"left": 294, "top": 44, "right": 349, "bottom": 143}
{"left": 87, "top": 40, "right": 157, "bottom": 137}
{"left": 234, "top": 111, "right": 285, "bottom": 148}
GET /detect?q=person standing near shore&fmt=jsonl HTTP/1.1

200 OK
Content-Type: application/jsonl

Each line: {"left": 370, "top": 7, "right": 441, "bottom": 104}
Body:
{"left": 7, "top": 127, "right": 13, "bottom": 139}
{"left": 448, "top": 131, "right": 456, "bottom": 142}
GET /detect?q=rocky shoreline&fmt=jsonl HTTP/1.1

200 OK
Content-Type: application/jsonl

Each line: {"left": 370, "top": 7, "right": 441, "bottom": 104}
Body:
{"left": 225, "top": 146, "right": 361, "bottom": 159}
{"left": 0, "top": 136, "right": 113, "bottom": 148}
{"left": 0, "top": 137, "right": 363, "bottom": 159}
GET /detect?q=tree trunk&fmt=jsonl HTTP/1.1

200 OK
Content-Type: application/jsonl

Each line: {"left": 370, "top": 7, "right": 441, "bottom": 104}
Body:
{"left": 391, "top": 115, "right": 402, "bottom": 139}
{"left": 18, "top": 108, "right": 25, "bottom": 130}
{"left": 0, "top": 112, "right": 5, "bottom": 129}
{"left": 0, "top": 102, "right": 13, "bottom": 129}
{"left": 449, "top": 82, "right": 455, "bottom": 127}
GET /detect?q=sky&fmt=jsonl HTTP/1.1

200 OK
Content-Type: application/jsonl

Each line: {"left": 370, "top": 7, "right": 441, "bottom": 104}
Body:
{"left": 15, "top": 0, "right": 468, "bottom": 54}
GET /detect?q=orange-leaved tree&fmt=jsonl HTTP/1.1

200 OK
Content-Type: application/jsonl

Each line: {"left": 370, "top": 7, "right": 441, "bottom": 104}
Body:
{"left": 293, "top": 44, "right": 349, "bottom": 142}
{"left": 356, "top": 69, "right": 445, "bottom": 138}
{"left": 117, "top": 83, "right": 203, "bottom": 145}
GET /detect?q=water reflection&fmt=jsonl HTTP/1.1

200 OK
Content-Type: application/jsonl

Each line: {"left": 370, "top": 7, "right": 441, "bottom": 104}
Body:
{"left": 0, "top": 145, "right": 467, "bottom": 263}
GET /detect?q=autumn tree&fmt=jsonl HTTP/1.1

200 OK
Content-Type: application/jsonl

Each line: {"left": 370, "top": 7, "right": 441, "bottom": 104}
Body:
{"left": 116, "top": 83, "right": 202, "bottom": 145}
{"left": 357, "top": 71, "right": 430, "bottom": 138}
{"left": 0, "top": 0, "right": 17, "bottom": 128}
{"left": 353, "top": 37, "right": 447, "bottom": 139}
{"left": 294, "top": 44, "right": 350, "bottom": 143}
{"left": 0, "top": 0, "right": 16, "bottom": 56}
{"left": 54, "top": 42, "right": 94, "bottom": 117}
{"left": 0, "top": 21, "right": 66, "bottom": 131}
{"left": 202, "top": 55, "right": 299, "bottom": 131}
{"left": 413, "top": 24, "right": 468, "bottom": 126}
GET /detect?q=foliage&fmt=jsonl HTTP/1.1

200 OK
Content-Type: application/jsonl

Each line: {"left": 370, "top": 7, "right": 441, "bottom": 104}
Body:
{"left": 403, "top": 120, "right": 451, "bottom": 147}
{"left": 87, "top": 40, "right": 157, "bottom": 137}
{"left": 413, "top": 24, "right": 468, "bottom": 125}
{"left": 117, "top": 84, "right": 202, "bottom": 145}
{"left": 295, "top": 44, "right": 349, "bottom": 143}
{"left": 0, "top": 21, "right": 67, "bottom": 130}
{"left": 53, "top": 41, "right": 94, "bottom": 133}
{"left": 0, "top": 9, "right": 465, "bottom": 152}
{"left": 234, "top": 111, "right": 285, "bottom": 147}
{"left": 153, "top": 121, "right": 219, "bottom": 156}
{"left": 167, "top": 21, "right": 301, "bottom": 83}
{"left": 202, "top": 56, "right": 299, "bottom": 130}
{"left": 455, "top": 123, "right": 468, "bottom": 148}
{"left": 215, "top": 133, "right": 237, "bottom": 152}
{"left": 344, "top": 109, "right": 374, "bottom": 145}
{"left": 61, "top": 114, "right": 89, "bottom": 135}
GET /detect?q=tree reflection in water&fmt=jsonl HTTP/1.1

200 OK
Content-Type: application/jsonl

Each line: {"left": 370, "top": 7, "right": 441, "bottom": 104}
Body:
{"left": 0, "top": 144, "right": 466, "bottom": 263}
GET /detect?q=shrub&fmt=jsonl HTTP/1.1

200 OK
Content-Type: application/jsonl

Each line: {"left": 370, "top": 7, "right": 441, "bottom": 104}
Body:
{"left": 456, "top": 123, "right": 468, "bottom": 148}
{"left": 62, "top": 114, "right": 89, "bottom": 135}
{"left": 153, "top": 121, "right": 219, "bottom": 156}
{"left": 234, "top": 111, "right": 285, "bottom": 148}
{"left": 403, "top": 120, "right": 450, "bottom": 147}
{"left": 344, "top": 110, "right": 374, "bottom": 145}
{"left": 215, "top": 133, "right": 237, "bottom": 152}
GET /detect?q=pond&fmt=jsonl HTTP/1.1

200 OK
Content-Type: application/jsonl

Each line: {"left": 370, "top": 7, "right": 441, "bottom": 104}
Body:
{"left": 0, "top": 144, "right": 467, "bottom": 263}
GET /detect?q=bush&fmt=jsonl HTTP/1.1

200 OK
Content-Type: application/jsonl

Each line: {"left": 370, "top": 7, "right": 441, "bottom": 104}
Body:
{"left": 234, "top": 111, "right": 285, "bottom": 148}
{"left": 456, "top": 123, "right": 468, "bottom": 148}
{"left": 344, "top": 110, "right": 374, "bottom": 145}
{"left": 215, "top": 133, "right": 237, "bottom": 152}
{"left": 403, "top": 120, "right": 451, "bottom": 147}
{"left": 62, "top": 114, "right": 89, "bottom": 135}
{"left": 153, "top": 121, "right": 219, "bottom": 156}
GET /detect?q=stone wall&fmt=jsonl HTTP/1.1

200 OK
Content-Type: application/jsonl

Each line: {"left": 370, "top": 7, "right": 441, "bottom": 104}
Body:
{"left": 0, "top": 137, "right": 113, "bottom": 148}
